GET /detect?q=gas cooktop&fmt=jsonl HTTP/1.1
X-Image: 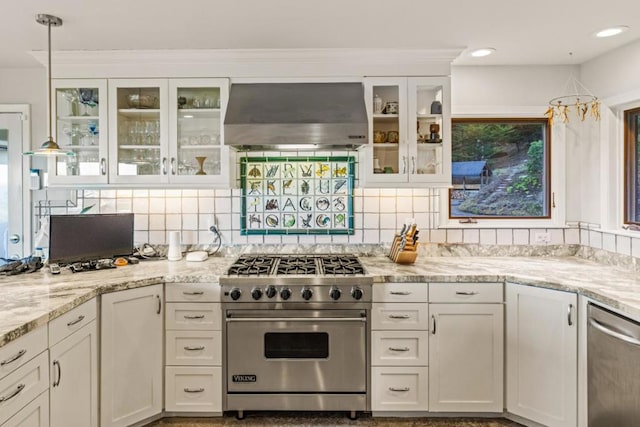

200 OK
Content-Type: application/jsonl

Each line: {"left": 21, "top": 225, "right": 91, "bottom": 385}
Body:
{"left": 220, "top": 254, "right": 371, "bottom": 290}
{"left": 226, "top": 254, "right": 366, "bottom": 276}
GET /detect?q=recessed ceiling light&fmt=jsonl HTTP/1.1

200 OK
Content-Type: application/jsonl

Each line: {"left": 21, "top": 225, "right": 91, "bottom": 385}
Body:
{"left": 470, "top": 48, "right": 496, "bottom": 58}
{"left": 595, "top": 25, "right": 629, "bottom": 38}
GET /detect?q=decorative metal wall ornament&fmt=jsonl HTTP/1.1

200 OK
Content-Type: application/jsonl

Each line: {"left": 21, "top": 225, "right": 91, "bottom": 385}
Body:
{"left": 545, "top": 54, "right": 601, "bottom": 125}
{"left": 240, "top": 156, "right": 355, "bottom": 235}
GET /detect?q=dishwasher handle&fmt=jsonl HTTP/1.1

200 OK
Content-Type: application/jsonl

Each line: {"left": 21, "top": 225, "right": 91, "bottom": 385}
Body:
{"left": 589, "top": 318, "right": 640, "bottom": 347}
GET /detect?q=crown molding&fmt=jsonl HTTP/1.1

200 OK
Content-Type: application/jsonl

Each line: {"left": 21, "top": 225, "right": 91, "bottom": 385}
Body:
{"left": 29, "top": 48, "right": 464, "bottom": 67}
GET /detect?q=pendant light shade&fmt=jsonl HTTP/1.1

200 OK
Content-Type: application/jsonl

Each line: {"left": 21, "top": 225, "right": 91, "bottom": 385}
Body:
{"left": 24, "top": 14, "right": 75, "bottom": 157}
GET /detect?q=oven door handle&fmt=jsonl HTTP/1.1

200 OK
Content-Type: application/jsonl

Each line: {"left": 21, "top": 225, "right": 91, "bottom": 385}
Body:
{"left": 226, "top": 317, "right": 366, "bottom": 322}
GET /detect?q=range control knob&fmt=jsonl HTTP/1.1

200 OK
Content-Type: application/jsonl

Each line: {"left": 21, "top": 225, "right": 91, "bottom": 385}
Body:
{"left": 329, "top": 287, "right": 342, "bottom": 301}
{"left": 229, "top": 288, "right": 242, "bottom": 301}
{"left": 280, "top": 288, "right": 292, "bottom": 300}
{"left": 251, "top": 287, "right": 263, "bottom": 300}
{"left": 351, "top": 287, "right": 364, "bottom": 300}
{"left": 265, "top": 286, "right": 277, "bottom": 298}
{"left": 301, "top": 288, "right": 313, "bottom": 301}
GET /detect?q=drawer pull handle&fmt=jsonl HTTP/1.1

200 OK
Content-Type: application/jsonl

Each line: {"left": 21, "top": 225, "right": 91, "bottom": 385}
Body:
{"left": 184, "top": 345, "right": 205, "bottom": 351}
{"left": 1, "top": 349, "right": 26, "bottom": 366}
{"left": 389, "top": 347, "right": 410, "bottom": 352}
{"left": 388, "top": 387, "right": 410, "bottom": 392}
{"left": 455, "top": 291, "right": 478, "bottom": 296}
{"left": 67, "top": 315, "right": 85, "bottom": 327}
{"left": 432, "top": 315, "right": 437, "bottom": 335}
{"left": 184, "top": 387, "right": 205, "bottom": 393}
{"left": 183, "top": 291, "right": 204, "bottom": 296}
{"left": 184, "top": 314, "right": 205, "bottom": 320}
{"left": 390, "top": 291, "right": 411, "bottom": 296}
{"left": 388, "top": 314, "right": 410, "bottom": 319}
{"left": 0, "top": 383, "right": 25, "bottom": 402}
{"left": 568, "top": 304, "right": 573, "bottom": 326}
{"left": 156, "top": 295, "right": 162, "bottom": 314}
{"left": 53, "top": 360, "right": 62, "bottom": 387}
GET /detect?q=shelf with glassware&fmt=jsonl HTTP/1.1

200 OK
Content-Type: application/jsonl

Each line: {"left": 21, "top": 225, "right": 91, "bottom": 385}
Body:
{"left": 168, "top": 79, "right": 230, "bottom": 185}
{"left": 108, "top": 79, "right": 168, "bottom": 184}
{"left": 49, "top": 79, "right": 109, "bottom": 185}
{"left": 362, "top": 76, "right": 451, "bottom": 187}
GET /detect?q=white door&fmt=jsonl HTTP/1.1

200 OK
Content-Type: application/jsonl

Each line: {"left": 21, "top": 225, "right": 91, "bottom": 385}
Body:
{"left": 0, "top": 110, "right": 29, "bottom": 259}
{"left": 429, "top": 303, "right": 504, "bottom": 412}
{"left": 100, "top": 285, "right": 163, "bottom": 427}
{"left": 49, "top": 321, "right": 98, "bottom": 427}
{"left": 506, "top": 283, "right": 577, "bottom": 427}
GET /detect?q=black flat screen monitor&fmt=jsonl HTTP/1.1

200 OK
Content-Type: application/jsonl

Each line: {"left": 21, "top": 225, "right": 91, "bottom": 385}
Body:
{"left": 48, "top": 213, "right": 134, "bottom": 264}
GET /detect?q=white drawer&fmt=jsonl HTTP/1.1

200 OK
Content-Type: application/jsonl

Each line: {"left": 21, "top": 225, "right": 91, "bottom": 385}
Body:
{"left": 166, "top": 303, "right": 221, "bottom": 331}
{"left": 1, "top": 390, "right": 49, "bottom": 427}
{"left": 429, "top": 282, "right": 503, "bottom": 303}
{"left": 372, "top": 303, "right": 429, "bottom": 330}
{"left": 48, "top": 298, "right": 97, "bottom": 347}
{"left": 166, "top": 331, "right": 221, "bottom": 366}
{"left": 0, "top": 328, "right": 47, "bottom": 381}
{"left": 0, "top": 351, "right": 49, "bottom": 426}
{"left": 373, "top": 283, "right": 427, "bottom": 303}
{"left": 165, "top": 283, "right": 220, "bottom": 303}
{"left": 165, "top": 366, "right": 221, "bottom": 413}
{"left": 371, "top": 366, "right": 429, "bottom": 412}
{"left": 371, "top": 330, "right": 429, "bottom": 367}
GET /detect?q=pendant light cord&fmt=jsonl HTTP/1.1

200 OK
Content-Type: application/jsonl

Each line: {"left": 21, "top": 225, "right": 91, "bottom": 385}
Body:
{"left": 46, "top": 19, "right": 53, "bottom": 142}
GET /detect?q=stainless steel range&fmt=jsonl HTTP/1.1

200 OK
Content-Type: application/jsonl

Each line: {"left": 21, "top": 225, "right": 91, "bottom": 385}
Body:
{"left": 220, "top": 254, "right": 372, "bottom": 419}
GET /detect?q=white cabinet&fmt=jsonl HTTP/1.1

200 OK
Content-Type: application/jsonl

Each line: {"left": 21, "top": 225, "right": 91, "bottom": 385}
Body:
{"left": 101, "top": 284, "right": 163, "bottom": 427}
{"left": 371, "top": 283, "right": 429, "bottom": 412}
{"left": 428, "top": 303, "right": 503, "bottom": 412}
{"left": 48, "top": 300, "right": 98, "bottom": 427}
{"left": 164, "top": 283, "right": 222, "bottom": 414}
{"left": 49, "top": 79, "right": 109, "bottom": 186}
{"left": 506, "top": 283, "right": 577, "bottom": 427}
{"left": 362, "top": 76, "right": 451, "bottom": 187}
{"left": 0, "top": 352, "right": 49, "bottom": 426}
{"left": 1, "top": 392, "right": 49, "bottom": 427}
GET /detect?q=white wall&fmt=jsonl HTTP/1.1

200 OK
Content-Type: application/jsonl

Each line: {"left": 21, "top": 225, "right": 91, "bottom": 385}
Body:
{"left": 0, "top": 68, "right": 47, "bottom": 149}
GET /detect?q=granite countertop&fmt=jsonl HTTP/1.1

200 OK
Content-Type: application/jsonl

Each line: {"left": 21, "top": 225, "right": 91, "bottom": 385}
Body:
{"left": 1, "top": 254, "right": 640, "bottom": 348}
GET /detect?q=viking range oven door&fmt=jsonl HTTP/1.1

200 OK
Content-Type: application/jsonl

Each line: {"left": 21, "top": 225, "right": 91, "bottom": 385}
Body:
{"left": 226, "top": 309, "right": 366, "bottom": 394}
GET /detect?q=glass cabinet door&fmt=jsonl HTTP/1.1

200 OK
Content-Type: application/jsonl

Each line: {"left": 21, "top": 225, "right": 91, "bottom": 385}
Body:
{"left": 364, "top": 77, "right": 408, "bottom": 185}
{"left": 50, "top": 79, "right": 108, "bottom": 185}
{"left": 168, "top": 79, "right": 230, "bottom": 185}
{"left": 408, "top": 77, "right": 451, "bottom": 185}
{"left": 108, "top": 79, "right": 169, "bottom": 184}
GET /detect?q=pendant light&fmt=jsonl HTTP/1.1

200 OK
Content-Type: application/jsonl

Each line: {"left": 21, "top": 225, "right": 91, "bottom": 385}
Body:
{"left": 24, "top": 14, "right": 75, "bottom": 157}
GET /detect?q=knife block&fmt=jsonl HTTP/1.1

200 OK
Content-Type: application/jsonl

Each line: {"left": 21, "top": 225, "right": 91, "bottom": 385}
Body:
{"left": 388, "top": 233, "right": 419, "bottom": 264}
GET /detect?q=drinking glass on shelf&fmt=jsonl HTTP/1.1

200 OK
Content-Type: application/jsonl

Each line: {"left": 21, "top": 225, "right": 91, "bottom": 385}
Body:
{"left": 192, "top": 97, "right": 202, "bottom": 109}
{"left": 87, "top": 122, "right": 98, "bottom": 146}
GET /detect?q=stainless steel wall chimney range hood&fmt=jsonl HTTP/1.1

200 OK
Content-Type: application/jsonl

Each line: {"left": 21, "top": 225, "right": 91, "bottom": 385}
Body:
{"left": 224, "top": 83, "right": 369, "bottom": 151}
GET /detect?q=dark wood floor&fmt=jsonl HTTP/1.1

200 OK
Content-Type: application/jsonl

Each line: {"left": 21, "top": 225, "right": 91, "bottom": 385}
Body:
{"left": 146, "top": 413, "right": 523, "bottom": 426}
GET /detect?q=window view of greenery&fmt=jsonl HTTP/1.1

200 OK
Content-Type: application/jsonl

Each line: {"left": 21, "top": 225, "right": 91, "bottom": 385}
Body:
{"left": 625, "top": 109, "right": 640, "bottom": 225}
{"left": 449, "top": 119, "right": 549, "bottom": 218}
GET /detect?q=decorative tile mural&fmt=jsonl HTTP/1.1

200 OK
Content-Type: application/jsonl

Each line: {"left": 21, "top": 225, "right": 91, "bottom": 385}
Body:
{"left": 240, "top": 157, "right": 355, "bottom": 235}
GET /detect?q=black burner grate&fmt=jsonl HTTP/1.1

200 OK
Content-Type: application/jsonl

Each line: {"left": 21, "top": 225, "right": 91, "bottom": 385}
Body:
{"left": 227, "top": 255, "right": 277, "bottom": 276}
{"left": 227, "top": 254, "right": 365, "bottom": 276}
{"left": 320, "top": 255, "right": 366, "bottom": 275}
{"left": 276, "top": 256, "right": 318, "bottom": 275}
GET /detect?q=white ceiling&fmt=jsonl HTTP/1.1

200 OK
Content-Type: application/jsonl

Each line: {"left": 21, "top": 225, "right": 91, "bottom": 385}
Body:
{"left": 1, "top": 0, "right": 639, "bottom": 68}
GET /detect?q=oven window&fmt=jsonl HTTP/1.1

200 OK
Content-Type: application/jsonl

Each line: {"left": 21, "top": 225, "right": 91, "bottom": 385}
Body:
{"left": 264, "top": 332, "right": 329, "bottom": 358}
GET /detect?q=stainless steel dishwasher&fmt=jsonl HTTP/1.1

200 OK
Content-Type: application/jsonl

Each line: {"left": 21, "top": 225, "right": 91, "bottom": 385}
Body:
{"left": 588, "top": 303, "right": 640, "bottom": 426}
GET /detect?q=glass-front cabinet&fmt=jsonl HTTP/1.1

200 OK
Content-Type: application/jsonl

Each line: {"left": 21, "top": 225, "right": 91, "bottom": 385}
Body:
{"left": 168, "top": 79, "right": 230, "bottom": 185}
{"left": 108, "top": 79, "right": 168, "bottom": 185}
{"left": 49, "top": 79, "right": 109, "bottom": 185}
{"left": 363, "top": 76, "right": 451, "bottom": 187}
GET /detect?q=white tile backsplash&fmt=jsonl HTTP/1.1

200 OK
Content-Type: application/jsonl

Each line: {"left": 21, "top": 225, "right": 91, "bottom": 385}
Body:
{"left": 72, "top": 188, "right": 638, "bottom": 262}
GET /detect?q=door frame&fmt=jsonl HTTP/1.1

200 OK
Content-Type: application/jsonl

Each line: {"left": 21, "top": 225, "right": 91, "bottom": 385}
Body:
{"left": 0, "top": 104, "right": 32, "bottom": 257}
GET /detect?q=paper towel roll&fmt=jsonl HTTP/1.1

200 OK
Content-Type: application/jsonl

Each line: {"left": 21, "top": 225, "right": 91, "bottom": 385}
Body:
{"left": 167, "top": 231, "right": 182, "bottom": 261}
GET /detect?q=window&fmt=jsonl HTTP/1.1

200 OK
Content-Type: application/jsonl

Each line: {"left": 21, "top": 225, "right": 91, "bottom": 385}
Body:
{"left": 624, "top": 107, "right": 640, "bottom": 225}
{"left": 449, "top": 118, "right": 551, "bottom": 219}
